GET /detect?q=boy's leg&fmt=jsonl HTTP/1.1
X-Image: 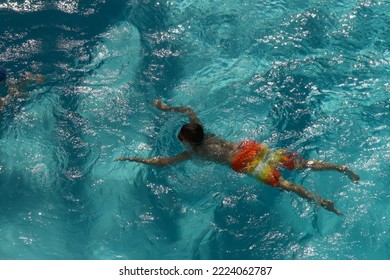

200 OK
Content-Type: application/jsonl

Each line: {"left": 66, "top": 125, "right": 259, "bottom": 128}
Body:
{"left": 277, "top": 177, "right": 342, "bottom": 215}
{"left": 296, "top": 159, "right": 360, "bottom": 184}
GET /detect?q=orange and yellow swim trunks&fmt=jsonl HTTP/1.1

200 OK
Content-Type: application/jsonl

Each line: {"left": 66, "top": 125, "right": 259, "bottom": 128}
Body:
{"left": 231, "top": 140, "right": 300, "bottom": 186}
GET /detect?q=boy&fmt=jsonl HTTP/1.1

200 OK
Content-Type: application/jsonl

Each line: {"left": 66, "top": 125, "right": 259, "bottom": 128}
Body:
{"left": 116, "top": 100, "right": 360, "bottom": 215}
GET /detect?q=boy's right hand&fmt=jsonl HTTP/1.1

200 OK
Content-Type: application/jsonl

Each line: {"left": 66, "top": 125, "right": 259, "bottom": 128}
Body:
{"left": 153, "top": 99, "right": 170, "bottom": 111}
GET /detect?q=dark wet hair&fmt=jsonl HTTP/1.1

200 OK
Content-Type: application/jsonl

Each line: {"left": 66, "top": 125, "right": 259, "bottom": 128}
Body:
{"left": 178, "top": 123, "right": 204, "bottom": 145}
{"left": 0, "top": 68, "right": 7, "bottom": 82}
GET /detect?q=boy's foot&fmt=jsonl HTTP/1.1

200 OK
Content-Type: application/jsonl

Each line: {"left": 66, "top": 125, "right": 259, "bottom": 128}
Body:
{"left": 338, "top": 165, "right": 360, "bottom": 184}
{"left": 321, "top": 199, "right": 343, "bottom": 216}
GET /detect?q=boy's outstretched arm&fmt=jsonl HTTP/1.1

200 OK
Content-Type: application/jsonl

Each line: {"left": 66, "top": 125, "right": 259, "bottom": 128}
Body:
{"left": 115, "top": 151, "right": 191, "bottom": 167}
{"left": 153, "top": 99, "right": 202, "bottom": 125}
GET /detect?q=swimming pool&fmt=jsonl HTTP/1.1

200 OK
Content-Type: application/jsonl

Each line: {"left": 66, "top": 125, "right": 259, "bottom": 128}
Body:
{"left": 0, "top": 0, "right": 389, "bottom": 260}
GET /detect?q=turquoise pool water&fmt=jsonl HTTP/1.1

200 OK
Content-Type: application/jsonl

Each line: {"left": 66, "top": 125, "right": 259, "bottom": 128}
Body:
{"left": 0, "top": 0, "right": 389, "bottom": 259}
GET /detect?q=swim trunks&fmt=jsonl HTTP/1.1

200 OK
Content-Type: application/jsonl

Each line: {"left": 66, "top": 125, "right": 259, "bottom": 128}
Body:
{"left": 231, "top": 140, "right": 299, "bottom": 186}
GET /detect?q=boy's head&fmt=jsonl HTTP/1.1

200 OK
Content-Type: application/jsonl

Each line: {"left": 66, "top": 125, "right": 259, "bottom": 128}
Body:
{"left": 0, "top": 69, "right": 7, "bottom": 83}
{"left": 178, "top": 123, "right": 204, "bottom": 145}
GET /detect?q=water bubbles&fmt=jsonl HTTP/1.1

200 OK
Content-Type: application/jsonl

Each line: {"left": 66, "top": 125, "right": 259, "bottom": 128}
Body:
{"left": 64, "top": 167, "right": 84, "bottom": 180}
{"left": 19, "top": 235, "right": 34, "bottom": 245}
{"left": 55, "top": 0, "right": 78, "bottom": 14}
{"left": 0, "top": 0, "right": 44, "bottom": 12}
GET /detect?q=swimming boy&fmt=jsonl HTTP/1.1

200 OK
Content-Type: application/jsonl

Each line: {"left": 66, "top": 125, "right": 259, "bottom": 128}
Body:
{"left": 0, "top": 68, "right": 44, "bottom": 112}
{"left": 116, "top": 100, "right": 360, "bottom": 215}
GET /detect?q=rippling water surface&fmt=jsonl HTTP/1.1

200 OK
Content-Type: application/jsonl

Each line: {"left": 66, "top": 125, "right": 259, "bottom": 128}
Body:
{"left": 0, "top": 0, "right": 389, "bottom": 259}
